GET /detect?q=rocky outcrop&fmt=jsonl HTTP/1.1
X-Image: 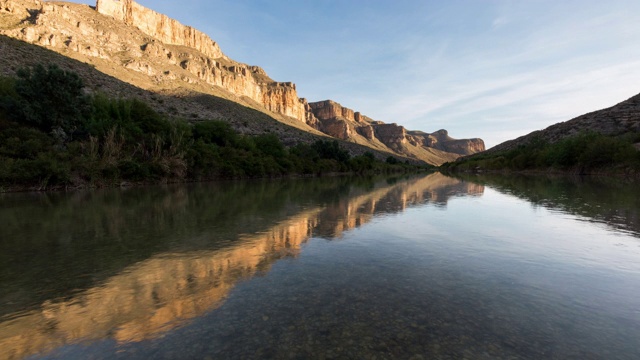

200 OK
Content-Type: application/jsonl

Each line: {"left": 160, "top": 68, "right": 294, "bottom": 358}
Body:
{"left": 309, "top": 100, "right": 357, "bottom": 122}
{"left": 0, "top": 0, "right": 309, "bottom": 123}
{"left": 95, "top": 0, "right": 311, "bottom": 123}
{"left": 320, "top": 118, "right": 354, "bottom": 140}
{"left": 373, "top": 123, "right": 407, "bottom": 150}
{"left": 439, "top": 138, "right": 485, "bottom": 155}
{"left": 301, "top": 98, "right": 320, "bottom": 129}
{"left": 307, "top": 100, "right": 485, "bottom": 157}
{"left": 262, "top": 82, "right": 307, "bottom": 121}
{"left": 0, "top": 0, "right": 37, "bottom": 23}
{"left": 96, "top": 0, "right": 223, "bottom": 59}
{"left": 406, "top": 129, "right": 485, "bottom": 156}
{"left": 357, "top": 125, "right": 375, "bottom": 140}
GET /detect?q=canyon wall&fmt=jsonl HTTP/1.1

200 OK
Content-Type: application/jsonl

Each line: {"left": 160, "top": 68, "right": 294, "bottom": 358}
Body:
{"left": 96, "top": 0, "right": 223, "bottom": 59}
{"left": 407, "top": 129, "right": 486, "bottom": 156}
{"left": 0, "top": 0, "right": 309, "bottom": 123}
{"left": 310, "top": 100, "right": 357, "bottom": 122}
{"left": 308, "top": 100, "right": 485, "bottom": 156}
{"left": 0, "top": 0, "right": 484, "bottom": 163}
{"left": 95, "top": 0, "right": 310, "bottom": 122}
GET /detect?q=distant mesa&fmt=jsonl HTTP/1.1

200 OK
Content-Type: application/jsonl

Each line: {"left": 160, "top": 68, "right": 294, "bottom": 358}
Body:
{"left": 0, "top": 0, "right": 485, "bottom": 164}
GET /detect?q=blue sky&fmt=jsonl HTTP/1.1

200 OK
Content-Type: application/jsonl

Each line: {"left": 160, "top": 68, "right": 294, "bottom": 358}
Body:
{"left": 65, "top": 0, "right": 640, "bottom": 148}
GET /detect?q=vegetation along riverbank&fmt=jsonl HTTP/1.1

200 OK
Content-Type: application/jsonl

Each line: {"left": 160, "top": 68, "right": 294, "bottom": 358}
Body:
{"left": 0, "top": 64, "right": 431, "bottom": 192}
{"left": 440, "top": 132, "right": 640, "bottom": 178}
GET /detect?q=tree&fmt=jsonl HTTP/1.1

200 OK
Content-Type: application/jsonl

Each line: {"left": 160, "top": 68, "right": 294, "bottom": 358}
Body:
{"left": 312, "top": 140, "right": 350, "bottom": 163}
{"left": 14, "top": 64, "right": 89, "bottom": 140}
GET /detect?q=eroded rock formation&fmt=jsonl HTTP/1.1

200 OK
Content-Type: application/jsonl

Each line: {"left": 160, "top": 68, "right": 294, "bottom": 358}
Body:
{"left": 96, "top": 0, "right": 223, "bottom": 59}
{"left": 407, "top": 129, "right": 486, "bottom": 156}
{"left": 310, "top": 100, "right": 357, "bottom": 122}
{"left": 0, "top": 0, "right": 309, "bottom": 122}
{"left": 307, "top": 100, "right": 485, "bottom": 157}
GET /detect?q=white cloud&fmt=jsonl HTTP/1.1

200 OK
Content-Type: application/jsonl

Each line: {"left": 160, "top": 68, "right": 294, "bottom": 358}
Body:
{"left": 492, "top": 16, "right": 509, "bottom": 29}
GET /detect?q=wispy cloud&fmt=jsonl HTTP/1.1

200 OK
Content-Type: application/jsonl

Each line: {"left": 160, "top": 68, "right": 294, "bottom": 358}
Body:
{"left": 492, "top": 16, "right": 509, "bottom": 29}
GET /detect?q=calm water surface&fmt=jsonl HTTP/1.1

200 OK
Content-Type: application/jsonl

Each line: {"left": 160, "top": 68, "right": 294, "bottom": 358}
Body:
{"left": 1, "top": 173, "right": 639, "bottom": 359}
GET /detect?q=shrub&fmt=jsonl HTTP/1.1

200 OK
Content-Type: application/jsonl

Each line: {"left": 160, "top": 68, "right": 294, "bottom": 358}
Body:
{"left": 14, "top": 64, "right": 89, "bottom": 137}
{"left": 313, "top": 140, "right": 350, "bottom": 162}
{"left": 193, "top": 120, "right": 238, "bottom": 147}
{"left": 255, "top": 133, "right": 285, "bottom": 158}
{"left": 386, "top": 156, "right": 399, "bottom": 165}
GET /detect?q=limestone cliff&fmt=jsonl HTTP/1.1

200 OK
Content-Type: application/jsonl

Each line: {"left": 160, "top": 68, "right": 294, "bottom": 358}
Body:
{"left": 0, "top": 0, "right": 484, "bottom": 165}
{"left": 408, "top": 129, "right": 486, "bottom": 156}
{"left": 0, "top": 0, "right": 309, "bottom": 123}
{"left": 308, "top": 100, "right": 485, "bottom": 160}
{"left": 96, "top": 0, "right": 223, "bottom": 59}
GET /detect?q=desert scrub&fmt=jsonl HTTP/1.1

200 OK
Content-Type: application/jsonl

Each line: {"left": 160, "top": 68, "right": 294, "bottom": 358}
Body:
{"left": 442, "top": 132, "right": 640, "bottom": 173}
{"left": 0, "top": 65, "right": 428, "bottom": 189}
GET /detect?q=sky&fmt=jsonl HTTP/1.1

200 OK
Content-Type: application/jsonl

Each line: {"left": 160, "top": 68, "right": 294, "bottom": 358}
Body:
{"left": 64, "top": 0, "right": 640, "bottom": 148}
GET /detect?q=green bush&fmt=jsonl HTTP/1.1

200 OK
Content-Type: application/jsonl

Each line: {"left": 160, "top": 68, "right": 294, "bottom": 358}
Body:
{"left": 313, "top": 140, "right": 350, "bottom": 163}
{"left": 14, "top": 64, "right": 89, "bottom": 138}
{"left": 88, "top": 95, "right": 172, "bottom": 142}
{"left": 193, "top": 120, "right": 238, "bottom": 147}
{"left": 386, "top": 156, "right": 399, "bottom": 165}
{"left": 255, "top": 133, "right": 285, "bottom": 158}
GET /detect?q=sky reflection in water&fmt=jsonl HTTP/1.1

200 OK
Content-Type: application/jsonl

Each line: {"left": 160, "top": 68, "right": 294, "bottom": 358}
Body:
{"left": 1, "top": 173, "right": 639, "bottom": 359}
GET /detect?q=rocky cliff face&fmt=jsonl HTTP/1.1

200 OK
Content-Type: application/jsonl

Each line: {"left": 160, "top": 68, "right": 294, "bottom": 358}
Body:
{"left": 0, "top": 0, "right": 484, "bottom": 164}
{"left": 408, "top": 129, "right": 486, "bottom": 156}
{"left": 310, "top": 100, "right": 357, "bottom": 122}
{"left": 308, "top": 100, "right": 485, "bottom": 157}
{"left": 0, "top": 0, "right": 309, "bottom": 123}
{"left": 96, "top": 0, "right": 223, "bottom": 59}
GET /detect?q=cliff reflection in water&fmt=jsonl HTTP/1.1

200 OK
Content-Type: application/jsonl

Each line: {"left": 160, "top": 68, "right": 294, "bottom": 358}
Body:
{"left": 0, "top": 173, "right": 482, "bottom": 360}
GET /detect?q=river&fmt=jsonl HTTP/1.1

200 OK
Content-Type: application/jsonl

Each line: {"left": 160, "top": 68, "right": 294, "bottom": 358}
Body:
{"left": 1, "top": 173, "right": 639, "bottom": 359}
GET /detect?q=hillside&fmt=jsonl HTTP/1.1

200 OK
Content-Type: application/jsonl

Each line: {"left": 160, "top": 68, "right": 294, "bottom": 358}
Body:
{"left": 488, "top": 93, "right": 640, "bottom": 153}
{"left": 441, "top": 93, "right": 640, "bottom": 175}
{"left": 0, "top": 0, "right": 484, "bottom": 165}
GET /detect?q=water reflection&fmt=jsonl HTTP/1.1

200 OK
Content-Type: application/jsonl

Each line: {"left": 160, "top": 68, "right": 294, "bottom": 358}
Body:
{"left": 454, "top": 173, "right": 640, "bottom": 235}
{"left": 0, "top": 173, "right": 482, "bottom": 360}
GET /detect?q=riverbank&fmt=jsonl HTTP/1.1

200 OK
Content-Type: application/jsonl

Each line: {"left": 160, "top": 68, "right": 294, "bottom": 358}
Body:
{"left": 439, "top": 131, "right": 640, "bottom": 180}
{"left": 0, "top": 65, "right": 431, "bottom": 193}
{"left": 0, "top": 168, "right": 431, "bottom": 194}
